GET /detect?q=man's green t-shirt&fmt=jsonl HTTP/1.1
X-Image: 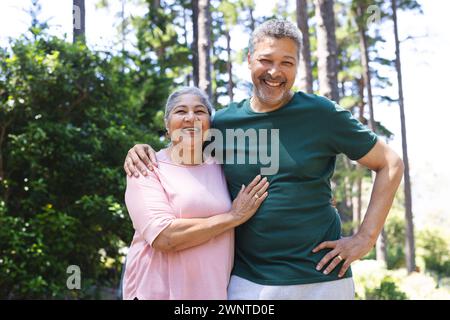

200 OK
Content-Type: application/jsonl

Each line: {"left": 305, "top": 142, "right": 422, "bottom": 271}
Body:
{"left": 212, "top": 91, "right": 378, "bottom": 285}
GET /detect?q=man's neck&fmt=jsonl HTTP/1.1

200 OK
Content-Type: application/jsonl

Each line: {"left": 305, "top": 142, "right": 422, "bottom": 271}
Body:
{"left": 250, "top": 91, "right": 294, "bottom": 113}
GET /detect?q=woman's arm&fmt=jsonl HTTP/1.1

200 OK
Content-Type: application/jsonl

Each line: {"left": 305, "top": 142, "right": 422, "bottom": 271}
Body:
{"left": 125, "top": 173, "right": 269, "bottom": 253}
{"left": 152, "top": 214, "right": 236, "bottom": 252}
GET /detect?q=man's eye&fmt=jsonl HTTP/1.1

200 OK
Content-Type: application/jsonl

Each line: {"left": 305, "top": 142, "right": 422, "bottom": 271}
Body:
{"left": 283, "top": 62, "right": 293, "bottom": 66}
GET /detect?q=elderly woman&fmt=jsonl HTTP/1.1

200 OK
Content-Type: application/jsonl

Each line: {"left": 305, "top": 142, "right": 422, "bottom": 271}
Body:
{"left": 123, "top": 87, "right": 269, "bottom": 300}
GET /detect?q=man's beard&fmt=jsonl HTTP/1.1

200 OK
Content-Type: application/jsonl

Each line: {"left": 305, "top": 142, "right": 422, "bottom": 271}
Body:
{"left": 254, "top": 73, "right": 290, "bottom": 105}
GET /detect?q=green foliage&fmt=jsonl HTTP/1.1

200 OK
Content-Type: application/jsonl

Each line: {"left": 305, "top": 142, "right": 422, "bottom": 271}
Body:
{"left": 362, "top": 209, "right": 450, "bottom": 280}
{"left": 365, "top": 276, "right": 408, "bottom": 300}
{"left": 353, "top": 260, "right": 409, "bottom": 300}
{"left": 417, "top": 228, "right": 450, "bottom": 285}
{"left": 0, "top": 29, "right": 166, "bottom": 298}
{"left": 384, "top": 211, "right": 406, "bottom": 269}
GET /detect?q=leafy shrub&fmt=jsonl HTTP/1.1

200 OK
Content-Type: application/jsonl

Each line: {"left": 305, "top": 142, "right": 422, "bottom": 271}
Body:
{"left": 0, "top": 31, "right": 166, "bottom": 298}
{"left": 417, "top": 228, "right": 450, "bottom": 286}
{"left": 352, "top": 260, "right": 408, "bottom": 300}
{"left": 384, "top": 211, "right": 406, "bottom": 269}
{"left": 365, "top": 276, "right": 408, "bottom": 300}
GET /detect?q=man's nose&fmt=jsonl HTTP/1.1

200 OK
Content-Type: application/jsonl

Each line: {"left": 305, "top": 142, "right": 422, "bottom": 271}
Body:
{"left": 267, "top": 65, "right": 282, "bottom": 78}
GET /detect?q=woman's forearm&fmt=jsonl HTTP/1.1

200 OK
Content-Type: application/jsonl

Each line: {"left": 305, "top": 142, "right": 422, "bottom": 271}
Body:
{"left": 357, "top": 156, "right": 404, "bottom": 245}
{"left": 152, "top": 213, "right": 238, "bottom": 252}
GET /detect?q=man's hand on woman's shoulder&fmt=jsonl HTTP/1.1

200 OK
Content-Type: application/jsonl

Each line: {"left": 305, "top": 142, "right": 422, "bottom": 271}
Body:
{"left": 124, "top": 144, "right": 158, "bottom": 177}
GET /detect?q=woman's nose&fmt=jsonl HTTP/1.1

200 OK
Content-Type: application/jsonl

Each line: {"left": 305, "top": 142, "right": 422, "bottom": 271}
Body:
{"left": 183, "top": 111, "right": 196, "bottom": 121}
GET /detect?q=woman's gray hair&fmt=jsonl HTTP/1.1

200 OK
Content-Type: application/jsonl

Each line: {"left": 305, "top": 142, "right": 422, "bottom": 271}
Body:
{"left": 164, "top": 86, "right": 214, "bottom": 121}
{"left": 248, "top": 19, "right": 303, "bottom": 59}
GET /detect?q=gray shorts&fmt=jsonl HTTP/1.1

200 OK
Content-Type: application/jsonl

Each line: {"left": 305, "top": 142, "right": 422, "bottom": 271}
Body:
{"left": 227, "top": 275, "right": 355, "bottom": 300}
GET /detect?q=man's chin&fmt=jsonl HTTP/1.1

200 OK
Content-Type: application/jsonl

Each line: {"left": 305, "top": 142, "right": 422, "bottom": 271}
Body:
{"left": 257, "top": 91, "right": 287, "bottom": 106}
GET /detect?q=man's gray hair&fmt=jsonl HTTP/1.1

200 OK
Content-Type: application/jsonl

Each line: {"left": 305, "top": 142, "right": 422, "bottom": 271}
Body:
{"left": 248, "top": 19, "right": 303, "bottom": 59}
{"left": 164, "top": 86, "right": 214, "bottom": 121}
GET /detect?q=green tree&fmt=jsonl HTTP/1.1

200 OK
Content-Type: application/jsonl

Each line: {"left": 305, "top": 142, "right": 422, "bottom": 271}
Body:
{"left": 0, "top": 28, "right": 164, "bottom": 298}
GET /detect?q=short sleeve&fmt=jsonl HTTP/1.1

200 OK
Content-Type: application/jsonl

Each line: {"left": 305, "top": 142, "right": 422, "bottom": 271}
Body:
{"left": 326, "top": 103, "right": 378, "bottom": 160}
{"left": 125, "top": 172, "right": 176, "bottom": 247}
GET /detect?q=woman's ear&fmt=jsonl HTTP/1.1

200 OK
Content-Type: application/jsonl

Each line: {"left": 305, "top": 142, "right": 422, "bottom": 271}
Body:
{"left": 164, "top": 119, "right": 169, "bottom": 133}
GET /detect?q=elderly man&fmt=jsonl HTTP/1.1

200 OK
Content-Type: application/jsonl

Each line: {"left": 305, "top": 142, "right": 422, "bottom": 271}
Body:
{"left": 123, "top": 19, "right": 404, "bottom": 299}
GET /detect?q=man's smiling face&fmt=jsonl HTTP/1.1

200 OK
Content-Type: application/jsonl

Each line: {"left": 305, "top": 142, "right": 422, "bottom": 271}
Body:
{"left": 248, "top": 36, "right": 299, "bottom": 109}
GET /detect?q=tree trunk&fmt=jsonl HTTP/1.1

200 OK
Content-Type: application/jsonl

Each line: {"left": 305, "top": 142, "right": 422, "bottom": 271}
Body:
{"left": 0, "top": 125, "right": 6, "bottom": 182}
{"left": 352, "top": 172, "right": 362, "bottom": 235}
{"left": 352, "top": 78, "right": 365, "bottom": 235}
{"left": 151, "top": 0, "right": 165, "bottom": 62}
{"left": 314, "top": 0, "right": 339, "bottom": 102}
{"left": 343, "top": 157, "right": 354, "bottom": 213}
{"left": 357, "top": 4, "right": 376, "bottom": 132}
{"left": 211, "top": 29, "right": 218, "bottom": 106}
{"left": 356, "top": 2, "right": 388, "bottom": 266}
{"left": 226, "top": 30, "right": 234, "bottom": 102}
{"left": 392, "top": 0, "right": 416, "bottom": 273}
{"left": 183, "top": 5, "right": 191, "bottom": 86}
{"left": 0, "top": 118, "right": 13, "bottom": 202}
{"left": 73, "top": 0, "right": 85, "bottom": 44}
{"left": 197, "top": 0, "right": 212, "bottom": 99}
{"left": 192, "top": 0, "right": 199, "bottom": 87}
{"left": 249, "top": 6, "right": 255, "bottom": 32}
{"left": 296, "top": 0, "right": 313, "bottom": 93}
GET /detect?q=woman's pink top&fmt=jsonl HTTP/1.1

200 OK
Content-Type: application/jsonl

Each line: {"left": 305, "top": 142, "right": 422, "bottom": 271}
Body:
{"left": 123, "top": 149, "right": 234, "bottom": 300}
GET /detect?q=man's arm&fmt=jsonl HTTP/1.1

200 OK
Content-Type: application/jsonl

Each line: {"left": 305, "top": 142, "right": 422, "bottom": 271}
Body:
{"left": 124, "top": 144, "right": 158, "bottom": 177}
{"left": 353, "top": 139, "right": 404, "bottom": 246}
{"left": 313, "top": 139, "right": 404, "bottom": 277}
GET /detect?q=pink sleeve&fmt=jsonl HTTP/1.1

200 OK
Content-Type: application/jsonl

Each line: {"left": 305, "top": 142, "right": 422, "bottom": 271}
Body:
{"left": 125, "top": 173, "right": 176, "bottom": 247}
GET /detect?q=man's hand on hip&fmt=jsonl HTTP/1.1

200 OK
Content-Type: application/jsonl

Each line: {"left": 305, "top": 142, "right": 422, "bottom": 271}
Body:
{"left": 312, "top": 233, "right": 375, "bottom": 278}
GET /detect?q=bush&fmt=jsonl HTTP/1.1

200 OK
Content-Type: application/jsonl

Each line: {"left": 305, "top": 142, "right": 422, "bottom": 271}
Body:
{"left": 360, "top": 211, "right": 405, "bottom": 268}
{"left": 365, "top": 276, "right": 408, "bottom": 300}
{"left": 417, "top": 228, "right": 450, "bottom": 286}
{"left": 352, "top": 260, "right": 408, "bottom": 300}
{"left": 384, "top": 211, "right": 406, "bottom": 269}
{"left": 0, "top": 32, "right": 166, "bottom": 298}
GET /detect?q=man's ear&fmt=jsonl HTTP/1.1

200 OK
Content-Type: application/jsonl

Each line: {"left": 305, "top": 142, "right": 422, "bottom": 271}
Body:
{"left": 247, "top": 52, "right": 252, "bottom": 69}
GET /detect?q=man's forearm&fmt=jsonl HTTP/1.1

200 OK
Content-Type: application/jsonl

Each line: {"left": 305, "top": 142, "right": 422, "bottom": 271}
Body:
{"left": 357, "top": 157, "right": 404, "bottom": 244}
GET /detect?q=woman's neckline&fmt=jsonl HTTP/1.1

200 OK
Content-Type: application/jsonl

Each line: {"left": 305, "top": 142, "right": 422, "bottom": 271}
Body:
{"left": 159, "top": 148, "right": 213, "bottom": 168}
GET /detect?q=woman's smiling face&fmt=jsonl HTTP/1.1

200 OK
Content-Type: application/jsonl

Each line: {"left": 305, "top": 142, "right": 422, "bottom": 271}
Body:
{"left": 166, "top": 93, "right": 211, "bottom": 146}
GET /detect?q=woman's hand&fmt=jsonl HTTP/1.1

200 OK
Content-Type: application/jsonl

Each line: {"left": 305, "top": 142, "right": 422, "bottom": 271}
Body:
{"left": 312, "top": 233, "right": 376, "bottom": 277}
{"left": 229, "top": 175, "right": 269, "bottom": 226}
{"left": 124, "top": 144, "right": 158, "bottom": 177}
